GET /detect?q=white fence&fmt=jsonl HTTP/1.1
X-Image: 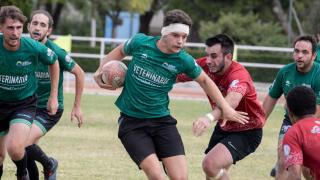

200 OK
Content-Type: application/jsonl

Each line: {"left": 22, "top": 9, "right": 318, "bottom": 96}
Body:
{"left": 46, "top": 34, "right": 288, "bottom": 94}
{"left": 50, "top": 35, "right": 293, "bottom": 69}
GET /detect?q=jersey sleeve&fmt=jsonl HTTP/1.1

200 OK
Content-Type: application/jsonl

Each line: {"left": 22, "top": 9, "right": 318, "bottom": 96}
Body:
{"left": 182, "top": 55, "right": 202, "bottom": 79}
{"left": 176, "top": 57, "right": 205, "bottom": 82}
{"left": 123, "top": 33, "right": 145, "bottom": 56}
{"left": 282, "top": 127, "right": 303, "bottom": 169}
{"left": 36, "top": 42, "right": 58, "bottom": 65}
{"left": 227, "top": 70, "right": 249, "bottom": 96}
{"left": 56, "top": 48, "right": 76, "bottom": 71}
{"left": 312, "top": 75, "right": 320, "bottom": 105}
{"left": 268, "top": 68, "right": 284, "bottom": 99}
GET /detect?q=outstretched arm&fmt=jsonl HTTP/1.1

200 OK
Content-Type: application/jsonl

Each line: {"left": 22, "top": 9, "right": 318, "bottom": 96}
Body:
{"left": 70, "top": 64, "right": 85, "bottom": 127}
{"left": 47, "top": 60, "right": 59, "bottom": 115}
{"left": 286, "top": 165, "right": 302, "bottom": 180}
{"left": 192, "top": 89, "right": 243, "bottom": 136}
{"left": 194, "top": 71, "right": 248, "bottom": 127}
{"left": 94, "top": 43, "right": 126, "bottom": 89}
{"left": 262, "top": 95, "right": 278, "bottom": 119}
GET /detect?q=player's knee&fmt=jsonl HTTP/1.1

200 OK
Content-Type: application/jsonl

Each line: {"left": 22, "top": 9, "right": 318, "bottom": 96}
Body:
{"left": 142, "top": 166, "right": 163, "bottom": 180}
{"left": 6, "top": 143, "right": 24, "bottom": 160}
{"left": 0, "top": 151, "right": 5, "bottom": 164}
{"left": 168, "top": 171, "right": 187, "bottom": 180}
{"left": 202, "top": 158, "right": 219, "bottom": 177}
{"left": 146, "top": 171, "right": 163, "bottom": 180}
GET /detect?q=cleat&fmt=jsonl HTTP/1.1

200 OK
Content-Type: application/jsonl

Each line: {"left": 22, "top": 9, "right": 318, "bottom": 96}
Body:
{"left": 17, "top": 169, "right": 29, "bottom": 180}
{"left": 270, "top": 167, "right": 276, "bottom": 177}
{"left": 44, "top": 157, "right": 58, "bottom": 180}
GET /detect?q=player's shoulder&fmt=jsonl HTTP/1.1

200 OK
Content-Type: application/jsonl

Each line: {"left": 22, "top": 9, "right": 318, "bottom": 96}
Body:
{"left": 178, "top": 50, "right": 195, "bottom": 63}
{"left": 282, "top": 62, "right": 296, "bottom": 70}
{"left": 45, "top": 39, "right": 67, "bottom": 55}
{"left": 228, "top": 62, "right": 251, "bottom": 77}
{"left": 278, "top": 62, "right": 296, "bottom": 74}
{"left": 131, "top": 33, "right": 153, "bottom": 43}
{"left": 125, "top": 33, "right": 154, "bottom": 49}
{"left": 20, "top": 36, "right": 46, "bottom": 51}
{"left": 312, "top": 61, "right": 320, "bottom": 70}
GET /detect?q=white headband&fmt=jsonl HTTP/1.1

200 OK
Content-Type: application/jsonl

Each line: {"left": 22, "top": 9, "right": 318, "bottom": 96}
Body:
{"left": 161, "top": 23, "right": 190, "bottom": 36}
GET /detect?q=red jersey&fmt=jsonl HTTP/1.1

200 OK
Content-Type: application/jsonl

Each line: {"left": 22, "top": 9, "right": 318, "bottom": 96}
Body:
{"left": 177, "top": 57, "right": 265, "bottom": 131}
{"left": 283, "top": 117, "right": 320, "bottom": 179}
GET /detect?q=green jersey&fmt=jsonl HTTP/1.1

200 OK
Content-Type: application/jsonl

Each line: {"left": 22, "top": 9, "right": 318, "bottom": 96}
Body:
{"left": 316, "top": 44, "right": 320, "bottom": 63}
{"left": 116, "top": 33, "right": 202, "bottom": 118}
{"left": 269, "top": 62, "right": 320, "bottom": 115}
{"left": 36, "top": 39, "right": 75, "bottom": 109}
{"left": 0, "top": 35, "right": 57, "bottom": 102}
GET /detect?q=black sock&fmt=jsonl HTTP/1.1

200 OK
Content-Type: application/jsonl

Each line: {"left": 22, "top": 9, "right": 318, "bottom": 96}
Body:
{"left": 0, "top": 164, "right": 3, "bottom": 178}
{"left": 12, "top": 152, "right": 27, "bottom": 177}
{"left": 27, "top": 158, "right": 39, "bottom": 180}
{"left": 26, "top": 144, "right": 52, "bottom": 170}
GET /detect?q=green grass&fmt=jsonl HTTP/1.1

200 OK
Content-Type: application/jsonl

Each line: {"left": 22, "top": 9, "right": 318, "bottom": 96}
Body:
{"left": 2, "top": 93, "right": 285, "bottom": 179}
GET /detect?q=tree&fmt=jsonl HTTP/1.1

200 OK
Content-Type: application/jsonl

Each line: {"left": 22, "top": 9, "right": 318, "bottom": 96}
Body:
{"left": 34, "top": 0, "right": 67, "bottom": 31}
{"left": 139, "top": 0, "right": 168, "bottom": 35}
{"left": 199, "top": 12, "right": 286, "bottom": 46}
{"left": 0, "top": 0, "right": 33, "bottom": 19}
{"left": 89, "top": 0, "right": 150, "bottom": 38}
{"left": 301, "top": 0, "right": 320, "bottom": 36}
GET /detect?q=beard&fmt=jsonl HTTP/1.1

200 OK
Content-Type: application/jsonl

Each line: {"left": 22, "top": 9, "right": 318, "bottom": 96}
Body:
{"left": 210, "top": 58, "right": 225, "bottom": 74}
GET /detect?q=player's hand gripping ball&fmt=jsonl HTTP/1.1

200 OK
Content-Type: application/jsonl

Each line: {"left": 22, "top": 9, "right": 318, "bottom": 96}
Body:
{"left": 101, "top": 60, "right": 127, "bottom": 89}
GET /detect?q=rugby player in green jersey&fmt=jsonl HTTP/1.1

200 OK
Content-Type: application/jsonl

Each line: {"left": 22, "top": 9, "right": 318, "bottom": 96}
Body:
{"left": 94, "top": 9, "right": 248, "bottom": 180}
{"left": 26, "top": 10, "right": 85, "bottom": 180}
{"left": 0, "top": 6, "right": 59, "bottom": 180}
{"left": 263, "top": 35, "right": 320, "bottom": 180}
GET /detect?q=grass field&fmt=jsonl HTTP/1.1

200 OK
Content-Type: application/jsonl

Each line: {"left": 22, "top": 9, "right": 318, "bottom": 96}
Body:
{"left": 2, "top": 93, "right": 285, "bottom": 180}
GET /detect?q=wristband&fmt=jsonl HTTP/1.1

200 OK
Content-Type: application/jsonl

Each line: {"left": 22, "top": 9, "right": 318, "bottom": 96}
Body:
{"left": 206, "top": 113, "right": 215, "bottom": 123}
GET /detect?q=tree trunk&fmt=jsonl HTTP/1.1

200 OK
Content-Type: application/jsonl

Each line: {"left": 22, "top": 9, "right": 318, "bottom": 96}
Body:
{"left": 139, "top": 11, "right": 154, "bottom": 34}
{"left": 271, "top": 0, "right": 295, "bottom": 40}
{"left": 189, "top": 23, "right": 201, "bottom": 42}
{"left": 52, "top": 3, "right": 64, "bottom": 30}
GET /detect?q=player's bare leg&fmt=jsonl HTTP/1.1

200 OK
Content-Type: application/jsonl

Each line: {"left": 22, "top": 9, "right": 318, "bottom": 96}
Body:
{"left": 6, "top": 123, "right": 30, "bottom": 178}
{"left": 162, "top": 155, "right": 187, "bottom": 180}
{"left": 203, "top": 143, "right": 233, "bottom": 180}
{"left": 140, "top": 154, "right": 164, "bottom": 180}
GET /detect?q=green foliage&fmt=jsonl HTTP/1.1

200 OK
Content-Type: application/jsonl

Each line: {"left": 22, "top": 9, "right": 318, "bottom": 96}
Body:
{"left": 302, "top": 0, "right": 320, "bottom": 34}
{"left": 124, "top": 0, "right": 152, "bottom": 13}
{"left": 0, "top": 0, "right": 33, "bottom": 19}
{"left": 199, "top": 12, "right": 287, "bottom": 46}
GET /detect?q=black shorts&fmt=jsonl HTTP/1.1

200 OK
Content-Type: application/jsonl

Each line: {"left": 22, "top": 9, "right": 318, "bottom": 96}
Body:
{"left": 118, "top": 113, "right": 185, "bottom": 167}
{"left": 34, "top": 108, "right": 64, "bottom": 134}
{"left": 205, "top": 124, "right": 262, "bottom": 164}
{"left": 0, "top": 95, "right": 37, "bottom": 136}
{"left": 278, "top": 115, "right": 292, "bottom": 140}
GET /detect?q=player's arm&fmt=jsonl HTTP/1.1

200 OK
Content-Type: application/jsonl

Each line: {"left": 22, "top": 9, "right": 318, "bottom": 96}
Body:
{"left": 176, "top": 73, "right": 192, "bottom": 83}
{"left": 94, "top": 43, "right": 126, "bottom": 89}
{"left": 315, "top": 105, "right": 320, "bottom": 118}
{"left": 194, "top": 71, "right": 248, "bottom": 126}
{"left": 47, "top": 60, "right": 59, "bottom": 115}
{"left": 193, "top": 90, "right": 243, "bottom": 136}
{"left": 262, "top": 95, "right": 278, "bottom": 119}
{"left": 286, "top": 165, "right": 302, "bottom": 180}
{"left": 70, "top": 64, "right": 85, "bottom": 127}
{"left": 176, "top": 58, "right": 205, "bottom": 83}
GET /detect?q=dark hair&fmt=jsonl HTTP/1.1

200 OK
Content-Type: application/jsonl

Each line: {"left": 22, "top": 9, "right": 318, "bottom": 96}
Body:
{"left": 163, "top": 9, "right": 192, "bottom": 28}
{"left": 293, "top": 35, "right": 317, "bottom": 54}
{"left": 30, "top": 10, "right": 54, "bottom": 28}
{"left": 205, "top": 34, "right": 234, "bottom": 55}
{"left": 0, "top": 5, "right": 27, "bottom": 25}
{"left": 287, "top": 86, "right": 316, "bottom": 117}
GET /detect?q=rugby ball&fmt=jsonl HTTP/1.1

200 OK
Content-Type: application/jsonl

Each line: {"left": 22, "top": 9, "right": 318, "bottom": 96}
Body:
{"left": 101, "top": 60, "right": 127, "bottom": 88}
